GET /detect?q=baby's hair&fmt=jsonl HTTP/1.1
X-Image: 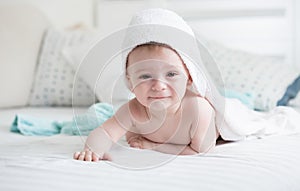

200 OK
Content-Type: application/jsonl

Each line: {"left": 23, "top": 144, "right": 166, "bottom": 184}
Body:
{"left": 126, "top": 41, "right": 184, "bottom": 68}
{"left": 134, "top": 41, "right": 175, "bottom": 52}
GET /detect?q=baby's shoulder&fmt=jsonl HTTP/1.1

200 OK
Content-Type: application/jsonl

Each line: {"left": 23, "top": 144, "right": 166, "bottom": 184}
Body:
{"left": 183, "top": 90, "right": 208, "bottom": 104}
{"left": 116, "top": 98, "right": 145, "bottom": 117}
{"left": 116, "top": 98, "right": 137, "bottom": 114}
{"left": 114, "top": 99, "right": 142, "bottom": 127}
{"left": 183, "top": 91, "right": 214, "bottom": 113}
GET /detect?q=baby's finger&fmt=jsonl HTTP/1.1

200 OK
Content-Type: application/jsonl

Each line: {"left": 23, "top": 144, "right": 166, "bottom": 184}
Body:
{"left": 130, "top": 141, "right": 141, "bottom": 148}
{"left": 73, "top": 151, "right": 81, "bottom": 159}
{"left": 91, "top": 152, "right": 99, "bottom": 162}
{"left": 78, "top": 151, "right": 86, "bottom": 161}
{"left": 129, "top": 141, "right": 135, "bottom": 147}
{"left": 127, "top": 136, "right": 139, "bottom": 144}
{"left": 84, "top": 150, "right": 92, "bottom": 161}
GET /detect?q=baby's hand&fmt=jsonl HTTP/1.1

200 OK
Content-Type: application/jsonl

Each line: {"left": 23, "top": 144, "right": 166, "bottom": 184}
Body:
{"left": 73, "top": 149, "right": 112, "bottom": 162}
{"left": 128, "top": 136, "right": 156, "bottom": 150}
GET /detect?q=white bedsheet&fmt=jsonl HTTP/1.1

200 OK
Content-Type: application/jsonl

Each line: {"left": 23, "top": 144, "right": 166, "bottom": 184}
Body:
{"left": 1, "top": 107, "right": 300, "bottom": 191}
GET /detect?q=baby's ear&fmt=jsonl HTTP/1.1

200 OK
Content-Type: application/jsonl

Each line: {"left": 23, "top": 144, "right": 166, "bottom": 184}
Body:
{"left": 126, "top": 75, "right": 134, "bottom": 92}
{"left": 187, "top": 76, "right": 193, "bottom": 86}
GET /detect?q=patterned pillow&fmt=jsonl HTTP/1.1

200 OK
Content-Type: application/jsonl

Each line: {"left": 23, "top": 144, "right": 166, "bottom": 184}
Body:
{"left": 204, "top": 41, "right": 299, "bottom": 111}
{"left": 29, "top": 28, "right": 97, "bottom": 106}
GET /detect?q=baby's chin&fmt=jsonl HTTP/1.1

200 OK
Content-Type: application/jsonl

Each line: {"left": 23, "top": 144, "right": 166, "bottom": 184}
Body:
{"left": 148, "top": 100, "right": 168, "bottom": 111}
{"left": 147, "top": 98, "right": 180, "bottom": 111}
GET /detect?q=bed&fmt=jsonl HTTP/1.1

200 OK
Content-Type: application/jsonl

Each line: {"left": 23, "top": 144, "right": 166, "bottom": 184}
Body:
{"left": 1, "top": 0, "right": 300, "bottom": 190}
{"left": 1, "top": 107, "right": 300, "bottom": 190}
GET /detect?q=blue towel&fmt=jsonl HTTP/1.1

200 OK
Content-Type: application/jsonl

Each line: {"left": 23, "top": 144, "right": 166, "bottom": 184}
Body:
{"left": 10, "top": 103, "right": 114, "bottom": 136}
{"left": 11, "top": 114, "right": 61, "bottom": 136}
{"left": 60, "top": 103, "right": 114, "bottom": 136}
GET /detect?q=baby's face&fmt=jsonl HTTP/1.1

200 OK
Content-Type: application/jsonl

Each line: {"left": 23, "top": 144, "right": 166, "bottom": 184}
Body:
{"left": 127, "top": 45, "right": 191, "bottom": 109}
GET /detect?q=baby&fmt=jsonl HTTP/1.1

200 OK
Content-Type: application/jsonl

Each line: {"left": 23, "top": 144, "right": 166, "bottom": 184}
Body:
{"left": 74, "top": 42, "right": 218, "bottom": 161}
{"left": 74, "top": 9, "right": 219, "bottom": 162}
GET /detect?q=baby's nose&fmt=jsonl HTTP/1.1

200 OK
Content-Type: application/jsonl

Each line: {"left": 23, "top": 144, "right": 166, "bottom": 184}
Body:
{"left": 151, "top": 80, "right": 167, "bottom": 91}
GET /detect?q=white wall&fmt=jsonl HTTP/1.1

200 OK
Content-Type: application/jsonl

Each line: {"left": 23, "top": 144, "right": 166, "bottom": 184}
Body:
{"left": 0, "top": 0, "right": 94, "bottom": 28}
{"left": 183, "top": 0, "right": 294, "bottom": 65}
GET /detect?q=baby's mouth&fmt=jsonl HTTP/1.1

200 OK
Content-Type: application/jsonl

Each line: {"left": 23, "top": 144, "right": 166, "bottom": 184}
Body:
{"left": 149, "top": 96, "right": 170, "bottom": 100}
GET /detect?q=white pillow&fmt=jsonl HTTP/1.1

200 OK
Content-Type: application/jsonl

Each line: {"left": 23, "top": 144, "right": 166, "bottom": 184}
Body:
{"left": 29, "top": 28, "right": 97, "bottom": 106}
{"left": 63, "top": 39, "right": 133, "bottom": 110}
{"left": 204, "top": 41, "right": 300, "bottom": 111}
{"left": 0, "top": 4, "right": 50, "bottom": 108}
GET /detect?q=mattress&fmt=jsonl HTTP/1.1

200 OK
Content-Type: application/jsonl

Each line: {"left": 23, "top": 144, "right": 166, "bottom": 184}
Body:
{"left": 1, "top": 106, "right": 300, "bottom": 191}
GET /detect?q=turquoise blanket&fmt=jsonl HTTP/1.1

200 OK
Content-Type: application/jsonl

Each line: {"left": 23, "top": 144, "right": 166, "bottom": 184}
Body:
{"left": 10, "top": 103, "right": 114, "bottom": 136}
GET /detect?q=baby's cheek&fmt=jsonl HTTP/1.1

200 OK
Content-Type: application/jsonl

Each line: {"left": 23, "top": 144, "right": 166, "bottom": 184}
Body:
{"left": 169, "top": 80, "right": 188, "bottom": 98}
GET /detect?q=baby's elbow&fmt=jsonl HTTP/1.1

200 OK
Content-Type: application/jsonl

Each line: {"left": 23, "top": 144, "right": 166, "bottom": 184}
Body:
{"left": 179, "top": 146, "right": 199, "bottom": 155}
{"left": 196, "top": 141, "right": 216, "bottom": 154}
{"left": 181, "top": 143, "right": 215, "bottom": 155}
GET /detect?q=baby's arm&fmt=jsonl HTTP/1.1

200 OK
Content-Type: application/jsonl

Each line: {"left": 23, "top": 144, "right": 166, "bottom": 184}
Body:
{"left": 128, "top": 136, "right": 199, "bottom": 155}
{"left": 74, "top": 104, "right": 132, "bottom": 161}
{"left": 188, "top": 97, "right": 217, "bottom": 153}
{"left": 74, "top": 117, "right": 127, "bottom": 161}
{"left": 73, "top": 103, "right": 132, "bottom": 161}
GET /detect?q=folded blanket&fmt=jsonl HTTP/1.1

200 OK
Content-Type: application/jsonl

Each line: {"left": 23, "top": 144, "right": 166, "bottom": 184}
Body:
{"left": 220, "top": 98, "right": 300, "bottom": 141}
{"left": 10, "top": 103, "right": 114, "bottom": 136}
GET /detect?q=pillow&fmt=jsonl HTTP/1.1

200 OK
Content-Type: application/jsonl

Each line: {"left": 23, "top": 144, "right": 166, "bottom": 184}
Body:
{"left": 63, "top": 40, "right": 133, "bottom": 110}
{"left": 204, "top": 41, "right": 300, "bottom": 111}
{"left": 0, "top": 4, "right": 50, "bottom": 108}
{"left": 29, "top": 28, "right": 97, "bottom": 106}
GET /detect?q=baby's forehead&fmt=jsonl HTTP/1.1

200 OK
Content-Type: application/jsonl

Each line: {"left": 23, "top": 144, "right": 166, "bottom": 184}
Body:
{"left": 127, "top": 60, "right": 183, "bottom": 73}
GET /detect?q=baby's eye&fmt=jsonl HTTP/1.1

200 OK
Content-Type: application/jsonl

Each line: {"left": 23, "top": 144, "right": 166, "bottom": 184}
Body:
{"left": 139, "top": 74, "right": 152, "bottom": 80}
{"left": 166, "top": 72, "right": 178, "bottom": 77}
